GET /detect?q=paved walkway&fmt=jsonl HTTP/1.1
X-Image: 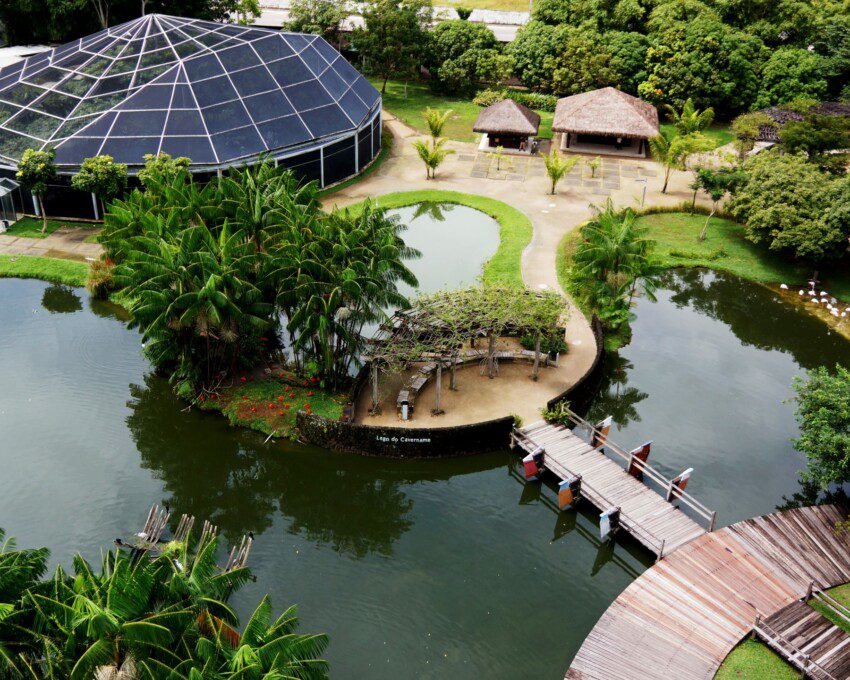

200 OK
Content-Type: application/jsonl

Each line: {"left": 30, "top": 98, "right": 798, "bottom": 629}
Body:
{"left": 0, "top": 225, "right": 101, "bottom": 261}
{"left": 567, "top": 505, "right": 850, "bottom": 680}
{"left": 323, "top": 113, "right": 706, "bottom": 414}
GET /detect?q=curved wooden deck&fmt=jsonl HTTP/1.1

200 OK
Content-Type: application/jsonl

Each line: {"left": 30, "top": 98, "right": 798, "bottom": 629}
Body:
{"left": 567, "top": 505, "right": 850, "bottom": 680}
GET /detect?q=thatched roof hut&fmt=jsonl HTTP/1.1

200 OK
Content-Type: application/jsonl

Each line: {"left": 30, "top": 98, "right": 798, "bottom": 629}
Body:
{"left": 552, "top": 87, "right": 659, "bottom": 139}
{"left": 756, "top": 102, "right": 850, "bottom": 142}
{"left": 474, "top": 99, "right": 541, "bottom": 136}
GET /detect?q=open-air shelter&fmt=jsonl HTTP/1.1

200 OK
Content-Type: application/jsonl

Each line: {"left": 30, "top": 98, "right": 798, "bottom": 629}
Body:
{"left": 552, "top": 87, "right": 658, "bottom": 157}
{"left": 473, "top": 98, "right": 540, "bottom": 154}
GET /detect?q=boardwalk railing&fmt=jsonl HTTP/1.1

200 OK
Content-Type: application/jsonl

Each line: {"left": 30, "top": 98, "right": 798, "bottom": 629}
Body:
{"left": 812, "top": 588, "right": 850, "bottom": 627}
{"left": 755, "top": 615, "right": 840, "bottom": 680}
{"left": 561, "top": 409, "right": 717, "bottom": 532}
{"left": 512, "top": 428, "right": 669, "bottom": 558}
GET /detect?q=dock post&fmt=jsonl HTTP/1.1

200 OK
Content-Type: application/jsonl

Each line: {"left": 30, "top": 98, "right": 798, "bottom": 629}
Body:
{"left": 657, "top": 539, "right": 665, "bottom": 562}
{"left": 752, "top": 614, "right": 760, "bottom": 639}
{"left": 709, "top": 511, "right": 716, "bottom": 532}
{"left": 805, "top": 580, "right": 813, "bottom": 601}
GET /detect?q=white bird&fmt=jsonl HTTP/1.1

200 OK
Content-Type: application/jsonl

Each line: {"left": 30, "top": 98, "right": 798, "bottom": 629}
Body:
{"left": 833, "top": 310, "right": 840, "bottom": 317}
{"left": 821, "top": 291, "right": 828, "bottom": 296}
{"left": 843, "top": 312, "right": 847, "bottom": 318}
{"left": 831, "top": 297, "right": 837, "bottom": 304}
{"left": 809, "top": 290, "right": 816, "bottom": 296}
{"left": 799, "top": 290, "right": 805, "bottom": 295}
{"left": 780, "top": 283, "right": 788, "bottom": 289}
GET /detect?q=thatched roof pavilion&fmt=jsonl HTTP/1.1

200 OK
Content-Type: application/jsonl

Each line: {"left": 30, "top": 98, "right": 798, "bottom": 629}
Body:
{"left": 474, "top": 99, "right": 541, "bottom": 152}
{"left": 552, "top": 87, "right": 659, "bottom": 157}
{"left": 755, "top": 102, "right": 850, "bottom": 142}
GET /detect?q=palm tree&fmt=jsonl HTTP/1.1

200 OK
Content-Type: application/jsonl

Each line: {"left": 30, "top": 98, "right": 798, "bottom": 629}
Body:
{"left": 543, "top": 149, "right": 579, "bottom": 195}
{"left": 188, "top": 597, "right": 329, "bottom": 678}
{"left": 28, "top": 553, "right": 194, "bottom": 679}
{"left": 412, "top": 138, "right": 453, "bottom": 179}
{"left": 422, "top": 108, "right": 453, "bottom": 141}
{"left": 648, "top": 130, "right": 714, "bottom": 193}
{"left": 0, "top": 529, "right": 49, "bottom": 676}
{"left": 664, "top": 98, "right": 714, "bottom": 136}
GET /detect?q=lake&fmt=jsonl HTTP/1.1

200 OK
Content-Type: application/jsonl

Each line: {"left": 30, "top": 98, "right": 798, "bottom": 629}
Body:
{"left": 1, "top": 267, "right": 848, "bottom": 678}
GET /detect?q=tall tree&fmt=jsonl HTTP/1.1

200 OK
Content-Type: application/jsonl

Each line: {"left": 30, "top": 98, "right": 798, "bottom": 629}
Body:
{"left": 544, "top": 149, "right": 578, "bottom": 194}
{"left": 792, "top": 365, "right": 850, "bottom": 489}
{"left": 16, "top": 148, "right": 57, "bottom": 234}
{"left": 693, "top": 166, "right": 745, "bottom": 240}
{"left": 286, "top": 0, "right": 349, "bottom": 47}
{"left": 664, "top": 98, "right": 714, "bottom": 136}
{"left": 647, "top": 130, "right": 714, "bottom": 193}
{"left": 71, "top": 154, "right": 128, "bottom": 217}
{"left": 351, "top": 0, "right": 433, "bottom": 94}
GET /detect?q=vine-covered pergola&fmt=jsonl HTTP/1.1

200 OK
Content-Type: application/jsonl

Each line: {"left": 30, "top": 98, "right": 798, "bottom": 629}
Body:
{"left": 365, "top": 285, "right": 569, "bottom": 416}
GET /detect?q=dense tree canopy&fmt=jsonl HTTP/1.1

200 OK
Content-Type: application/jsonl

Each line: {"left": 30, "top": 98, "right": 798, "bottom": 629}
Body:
{"left": 286, "top": 0, "right": 349, "bottom": 46}
{"left": 638, "top": 17, "right": 766, "bottom": 112}
{"left": 351, "top": 0, "right": 433, "bottom": 93}
{"left": 754, "top": 48, "right": 830, "bottom": 109}
{"left": 793, "top": 365, "right": 850, "bottom": 489}
{"left": 101, "top": 157, "right": 417, "bottom": 393}
{"left": 427, "top": 20, "right": 509, "bottom": 94}
{"left": 728, "top": 152, "right": 848, "bottom": 261}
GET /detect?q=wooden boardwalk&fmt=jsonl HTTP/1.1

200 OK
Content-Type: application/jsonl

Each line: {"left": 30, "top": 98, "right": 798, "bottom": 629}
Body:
{"left": 758, "top": 600, "right": 850, "bottom": 679}
{"left": 567, "top": 505, "right": 850, "bottom": 680}
{"left": 514, "top": 417, "right": 713, "bottom": 557}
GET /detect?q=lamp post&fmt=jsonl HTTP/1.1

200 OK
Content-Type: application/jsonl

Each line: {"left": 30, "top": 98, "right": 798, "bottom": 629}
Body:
{"left": 635, "top": 178, "right": 648, "bottom": 207}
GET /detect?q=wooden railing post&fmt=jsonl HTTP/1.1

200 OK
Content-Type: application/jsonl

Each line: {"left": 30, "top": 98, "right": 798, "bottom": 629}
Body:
{"left": 657, "top": 538, "right": 665, "bottom": 562}
{"left": 806, "top": 580, "right": 814, "bottom": 601}
{"left": 752, "top": 614, "right": 760, "bottom": 639}
{"left": 709, "top": 511, "right": 716, "bottom": 532}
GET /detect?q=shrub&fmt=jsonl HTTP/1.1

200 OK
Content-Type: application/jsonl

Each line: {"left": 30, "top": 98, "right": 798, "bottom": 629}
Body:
{"left": 473, "top": 88, "right": 558, "bottom": 112}
{"left": 86, "top": 259, "right": 115, "bottom": 299}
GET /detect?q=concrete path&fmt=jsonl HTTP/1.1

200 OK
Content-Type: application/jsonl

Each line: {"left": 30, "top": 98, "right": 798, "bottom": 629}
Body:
{"left": 323, "top": 112, "right": 706, "bottom": 396}
{"left": 0, "top": 225, "right": 102, "bottom": 261}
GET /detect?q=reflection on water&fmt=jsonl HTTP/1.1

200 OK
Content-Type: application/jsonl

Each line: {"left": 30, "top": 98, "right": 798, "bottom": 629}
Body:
{"left": 586, "top": 269, "right": 850, "bottom": 525}
{"left": 41, "top": 283, "right": 82, "bottom": 314}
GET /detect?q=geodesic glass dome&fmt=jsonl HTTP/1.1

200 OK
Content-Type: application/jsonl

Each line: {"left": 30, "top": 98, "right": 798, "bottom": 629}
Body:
{"left": 0, "top": 14, "right": 381, "bottom": 188}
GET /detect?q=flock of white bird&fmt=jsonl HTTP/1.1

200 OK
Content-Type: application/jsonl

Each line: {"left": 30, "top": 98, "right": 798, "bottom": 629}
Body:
{"left": 778, "top": 281, "right": 850, "bottom": 318}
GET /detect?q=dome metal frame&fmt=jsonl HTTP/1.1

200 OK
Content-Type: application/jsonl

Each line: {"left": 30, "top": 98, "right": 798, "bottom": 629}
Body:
{"left": 0, "top": 14, "right": 381, "bottom": 174}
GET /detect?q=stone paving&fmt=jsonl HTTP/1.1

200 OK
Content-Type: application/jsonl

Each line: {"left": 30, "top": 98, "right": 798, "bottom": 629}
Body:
{"left": 457, "top": 150, "right": 659, "bottom": 199}
{"left": 0, "top": 225, "right": 102, "bottom": 260}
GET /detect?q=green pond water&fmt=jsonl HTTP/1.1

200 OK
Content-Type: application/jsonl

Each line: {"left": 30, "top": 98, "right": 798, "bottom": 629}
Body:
{"left": 1, "top": 265, "right": 849, "bottom": 676}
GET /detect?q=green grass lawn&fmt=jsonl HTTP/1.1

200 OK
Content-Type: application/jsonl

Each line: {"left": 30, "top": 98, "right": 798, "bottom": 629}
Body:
{"left": 3, "top": 217, "right": 92, "bottom": 239}
{"left": 374, "top": 79, "right": 554, "bottom": 144}
{"left": 715, "top": 639, "right": 797, "bottom": 679}
{"left": 810, "top": 584, "right": 850, "bottom": 634}
{"left": 659, "top": 122, "right": 734, "bottom": 149}
{"left": 631, "top": 212, "right": 850, "bottom": 299}
{"left": 341, "top": 189, "right": 532, "bottom": 287}
{"left": 0, "top": 254, "right": 89, "bottom": 286}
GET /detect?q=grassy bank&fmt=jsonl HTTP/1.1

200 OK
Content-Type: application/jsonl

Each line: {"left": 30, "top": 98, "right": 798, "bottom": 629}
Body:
{"left": 716, "top": 639, "right": 797, "bottom": 679}
{"left": 342, "top": 189, "right": 533, "bottom": 287}
{"left": 0, "top": 254, "right": 89, "bottom": 286}
{"left": 374, "top": 79, "right": 554, "bottom": 143}
{"left": 810, "top": 584, "right": 850, "bottom": 634}
{"left": 199, "top": 374, "right": 346, "bottom": 438}
{"left": 557, "top": 210, "right": 850, "bottom": 302}
{"left": 659, "top": 123, "right": 733, "bottom": 149}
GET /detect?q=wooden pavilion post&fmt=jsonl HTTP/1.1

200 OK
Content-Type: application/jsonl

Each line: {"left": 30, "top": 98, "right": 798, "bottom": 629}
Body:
{"left": 370, "top": 362, "right": 380, "bottom": 414}
{"left": 532, "top": 332, "right": 542, "bottom": 381}
{"left": 450, "top": 357, "right": 458, "bottom": 390}
{"left": 487, "top": 333, "right": 496, "bottom": 379}
{"left": 433, "top": 363, "right": 444, "bottom": 415}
